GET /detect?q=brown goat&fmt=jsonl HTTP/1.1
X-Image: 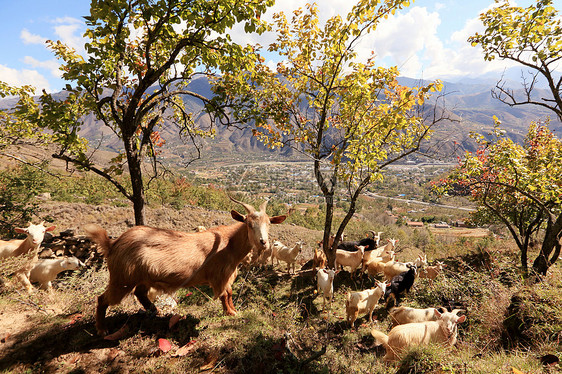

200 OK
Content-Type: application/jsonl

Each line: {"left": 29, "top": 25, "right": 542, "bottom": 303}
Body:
{"left": 313, "top": 240, "right": 328, "bottom": 272}
{"left": 85, "top": 197, "right": 286, "bottom": 336}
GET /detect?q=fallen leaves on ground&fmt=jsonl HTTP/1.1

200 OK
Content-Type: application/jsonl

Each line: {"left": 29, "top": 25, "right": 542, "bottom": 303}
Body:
{"left": 158, "top": 338, "right": 172, "bottom": 353}
{"left": 172, "top": 340, "right": 197, "bottom": 357}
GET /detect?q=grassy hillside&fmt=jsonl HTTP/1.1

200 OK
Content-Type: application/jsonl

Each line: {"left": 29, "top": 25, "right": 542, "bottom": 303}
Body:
{"left": 0, "top": 197, "right": 560, "bottom": 373}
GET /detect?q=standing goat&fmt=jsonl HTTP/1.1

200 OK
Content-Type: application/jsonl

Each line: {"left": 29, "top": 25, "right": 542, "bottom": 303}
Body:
{"left": 85, "top": 196, "right": 286, "bottom": 336}
{"left": 371, "top": 309, "right": 467, "bottom": 361}
{"left": 418, "top": 261, "right": 445, "bottom": 285}
{"left": 334, "top": 245, "right": 365, "bottom": 276}
{"left": 0, "top": 222, "right": 56, "bottom": 292}
{"left": 385, "top": 264, "right": 417, "bottom": 308}
{"left": 316, "top": 268, "right": 336, "bottom": 313}
{"left": 345, "top": 281, "right": 387, "bottom": 328}
{"left": 313, "top": 241, "right": 328, "bottom": 272}
{"left": 273, "top": 241, "right": 303, "bottom": 274}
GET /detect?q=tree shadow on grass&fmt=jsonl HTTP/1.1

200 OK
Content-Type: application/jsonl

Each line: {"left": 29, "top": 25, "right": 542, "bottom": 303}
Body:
{"left": 0, "top": 310, "right": 200, "bottom": 372}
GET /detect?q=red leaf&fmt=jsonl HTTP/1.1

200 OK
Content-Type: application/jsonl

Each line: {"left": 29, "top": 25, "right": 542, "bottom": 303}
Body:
{"left": 158, "top": 338, "right": 172, "bottom": 353}
{"left": 104, "top": 324, "right": 128, "bottom": 341}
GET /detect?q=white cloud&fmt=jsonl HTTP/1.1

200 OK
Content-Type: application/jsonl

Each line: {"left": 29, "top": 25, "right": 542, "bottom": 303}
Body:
{"left": 23, "top": 56, "right": 61, "bottom": 78}
{"left": 21, "top": 29, "right": 46, "bottom": 45}
{"left": 54, "top": 23, "right": 86, "bottom": 55}
{"left": 0, "top": 64, "right": 50, "bottom": 92}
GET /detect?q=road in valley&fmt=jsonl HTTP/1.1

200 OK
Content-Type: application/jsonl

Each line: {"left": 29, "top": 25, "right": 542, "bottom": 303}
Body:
{"left": 363, "top": 192, "right": 476, "bottom": 212}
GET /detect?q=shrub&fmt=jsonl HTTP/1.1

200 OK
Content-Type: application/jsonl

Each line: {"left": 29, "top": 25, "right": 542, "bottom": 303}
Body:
{"left": 0, "top": 164, "right": 45, "bottom": 236}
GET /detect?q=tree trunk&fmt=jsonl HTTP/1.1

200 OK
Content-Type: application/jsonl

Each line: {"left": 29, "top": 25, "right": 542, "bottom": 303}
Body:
{"left": 323, "top": 193, "right": 336, "bottom": 268}
{"left": 532, "top": 218, "right": 562, "bottom": 275}
{"left": 124, "top": 136, "right": 146, "bottom": 226}
{"left": 520, "top": 244, "right": 528, "bottom": 275}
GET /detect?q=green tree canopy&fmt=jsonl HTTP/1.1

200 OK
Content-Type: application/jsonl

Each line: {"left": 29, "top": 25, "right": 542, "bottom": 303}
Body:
{"left": 211, "top": 0, "right": 444, "bottom": 264}
{"left": 469, "top": 0, "right": 562, "bottom": 120}
{"left": 437, "top": 119, "right": 562, "bottom": 276}
{"left": 4, "top": 0, "right": 273, "bottom": 225}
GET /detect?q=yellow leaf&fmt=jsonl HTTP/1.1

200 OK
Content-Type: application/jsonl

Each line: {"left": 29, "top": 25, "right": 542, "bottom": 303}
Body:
{"left": 511, "top": 368, "right": 525, "bottom": 374}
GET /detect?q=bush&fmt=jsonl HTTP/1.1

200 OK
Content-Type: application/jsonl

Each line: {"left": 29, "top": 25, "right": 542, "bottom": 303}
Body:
{"left": 0, "top": 165, "right": 45, "bottom": 236}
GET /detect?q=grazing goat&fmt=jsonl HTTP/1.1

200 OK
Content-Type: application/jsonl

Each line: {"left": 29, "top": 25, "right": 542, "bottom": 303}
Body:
{"left": 0, "top": 222, "right": 56, "bottom": 292}
{"left": 85, "top": 196, "right": 286, "bottom": 336}
{"left": 418, "top": 261, "right": 445, "bottom": 285}
{"left": 334, "top": 245, "right": 365, "bottom": 276}
{"left": 382, "top": 254, "right": 426, "bottom": 281}
{"left": 371, "top": 309, "right": 467, "bottom": 361}
{"left": 313, "top": 241, "right": 328, "bottom": 272}
{"left": 389, "top": 306, "right": 452, "bottom": 326}
{"left": 385, "top": 265, "right": 417, "bottom": 308}
{"left": 345, "top": 281, "right": 386, "bottom": 327}
{"left": 29, "top": 256, "right": 84, "bottom": 291}
{"left": 273, "top": 241, "right": 303, "bottom": 274}
{"left": 316, "top": 268, "right": 336, "bottom": 313}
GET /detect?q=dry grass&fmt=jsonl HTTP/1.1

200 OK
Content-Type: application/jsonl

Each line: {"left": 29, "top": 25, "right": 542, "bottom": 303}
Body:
{"left": 0, "top": 202, "right": 561, "bottom": 373}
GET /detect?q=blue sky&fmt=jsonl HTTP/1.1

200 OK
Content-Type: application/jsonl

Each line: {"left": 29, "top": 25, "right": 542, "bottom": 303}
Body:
{"left": 0, "top": 0, "right": 560, "bottom": 92}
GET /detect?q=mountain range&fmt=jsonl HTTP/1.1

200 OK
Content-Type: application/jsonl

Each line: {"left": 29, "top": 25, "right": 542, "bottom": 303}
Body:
{"left": 2, "top": 70, "right": 560, "bottom": 168}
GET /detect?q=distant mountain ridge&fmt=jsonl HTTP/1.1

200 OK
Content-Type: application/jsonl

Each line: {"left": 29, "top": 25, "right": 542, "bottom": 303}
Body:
{"left": 2, "top": 72, "right": 560, "bottom": 167}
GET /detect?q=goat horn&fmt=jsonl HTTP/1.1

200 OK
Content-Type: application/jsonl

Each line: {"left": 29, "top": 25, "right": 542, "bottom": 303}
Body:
{"left": 259, "top": 199, "right": 268, "bottom": 213}
{"left": 227, "top": 194, "right": 255, "bottom": 214}
{"left": 369, "top": 230, "right": 377, "bottom": 238}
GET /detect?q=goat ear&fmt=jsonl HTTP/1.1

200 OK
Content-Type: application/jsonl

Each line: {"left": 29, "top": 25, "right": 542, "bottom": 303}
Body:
{"left": 269, "top": 215, "right": 287, "bottom": 224}
{"left": 15, "top": 227, "right": 27, "bottom": 234}
{"left": 46, "top": 225, "right": 56, "bottom": 232}
{"left": 457, "top": 315, "right": 467, "bottom": 323}
{"left": 434, "top": 308, "right": 442, "bottom": 318}
{"left": 231, "top": 210, "right": 246, "bottom": 222}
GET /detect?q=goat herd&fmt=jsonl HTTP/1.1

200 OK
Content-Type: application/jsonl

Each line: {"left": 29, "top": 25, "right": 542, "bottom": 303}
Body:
{"left": 0, "top": 197, "right": 466, "bottom": 362}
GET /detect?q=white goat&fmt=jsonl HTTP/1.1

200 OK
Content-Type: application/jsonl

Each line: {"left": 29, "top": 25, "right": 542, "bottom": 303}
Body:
{"left": 0, "top": 222, "right": 56, "bottom": 292}
{"left": 371, "top": 309, "right": 467, "bottom": 361}
{"left": 334, "top": 245, "right": 365, "bottom": 276}
{"left": 383, "top": 254, "right": 427, "bottom": 281}
{"left": 345, "top": 281, "right": 387, "bottom": 327}
{"left": 273, "top": 241, "right": 303, "bottom": 274}
{"left": 316, "top": 268, "right": 336, "bottom": 313}
{"left": 29, "top": 256, "right": 84, "bottom": 290}
{"left": 389, "top": 306, "right": 454, "bottom": 326}
{"left": 370, "top": 238, "right": 398, "bottom": 258}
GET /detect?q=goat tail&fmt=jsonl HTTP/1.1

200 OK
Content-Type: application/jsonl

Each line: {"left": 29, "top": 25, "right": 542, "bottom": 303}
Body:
{"left": 84, "top": 224, "right": 112, "bottom": 257}
{"left": 371, "top": 329, "right": 389, "bottom": 348}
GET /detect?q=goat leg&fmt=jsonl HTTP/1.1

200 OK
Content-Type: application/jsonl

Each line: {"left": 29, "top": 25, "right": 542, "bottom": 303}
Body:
{"left": 134, "top": 285, "right": 158, "bottom": 314}
{"left": 96, "top": 294, "right": 110, "bottom": 336}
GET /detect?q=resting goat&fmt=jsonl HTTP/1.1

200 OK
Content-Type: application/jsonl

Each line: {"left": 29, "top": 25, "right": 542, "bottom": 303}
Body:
{"left": 0, "top": 221, "right": 56, "bottom": 292}
{"left": 85, "top": 196, "right": 286, "bottom": 336}
{"left": 345, "top": 281, "right": 386, "bottom": 328}
{"left": 389, "top": 306, "right": 454, "bottom": 326}
{"left": 29, "top": 256, "right": 84, "bottom": 291}
{"left": 371, "top": 309, "right": 467, "bottom": 361}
